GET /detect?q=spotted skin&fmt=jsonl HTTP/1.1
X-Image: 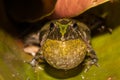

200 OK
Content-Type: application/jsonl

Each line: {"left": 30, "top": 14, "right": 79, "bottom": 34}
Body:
{"left": 24, "top": 19, "right": 98, "bottom": 70}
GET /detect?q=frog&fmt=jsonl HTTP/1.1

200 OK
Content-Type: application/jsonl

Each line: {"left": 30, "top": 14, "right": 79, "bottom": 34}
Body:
{"left": 23, "top": 18, "right": 98, "bottom": 71}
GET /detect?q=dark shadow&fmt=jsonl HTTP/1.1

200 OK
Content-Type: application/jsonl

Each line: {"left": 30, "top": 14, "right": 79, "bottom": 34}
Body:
{"left": 1, "top": 0, "right": 51, "bottom": 39}
{"left": 74, "top": 1, "right": 120, "bottom": 37}
{"left": 1, "top": 1, "right": 120, "bottom": 40}
{"left": 0, "top": 12, "right": 50, "bottom": 39}
{"left": 7, "top": 17, "right": 50, "bottom": 39}
{"left": 44, "top": 63, "right": 85, "bottom": 79}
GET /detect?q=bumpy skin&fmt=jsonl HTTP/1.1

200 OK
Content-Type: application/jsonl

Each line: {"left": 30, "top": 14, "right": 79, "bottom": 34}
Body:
{"left": 42, "top": 39, "right": 86, "bottom": 70}
{"left": 24, "top": 19, "right": 98, "bottom": 70}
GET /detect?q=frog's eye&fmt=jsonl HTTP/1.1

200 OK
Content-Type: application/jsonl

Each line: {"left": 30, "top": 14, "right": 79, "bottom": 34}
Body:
{"left": 49, "top": 22, "right": 55, "bottom": 31}
{"left": 72, "top": 23, "right": 78, "bottom": 29}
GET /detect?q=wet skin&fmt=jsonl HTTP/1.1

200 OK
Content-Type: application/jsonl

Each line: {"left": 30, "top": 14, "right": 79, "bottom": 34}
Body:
{"left": 24, "top": 19, "right": 98, "bottom": 70}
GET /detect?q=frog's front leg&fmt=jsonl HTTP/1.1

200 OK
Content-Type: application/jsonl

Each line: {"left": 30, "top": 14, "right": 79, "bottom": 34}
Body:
{"left": 30, "top": 51, "right": 45, "bottom": 67}
{"left": 84, "top": 45, "right": 98, "bottom": 72}
{"left": 24, "top": 45, "right": 45, "bottom": 68}
{"left": 23, "top": 33, "right": 45, "bottom": 67}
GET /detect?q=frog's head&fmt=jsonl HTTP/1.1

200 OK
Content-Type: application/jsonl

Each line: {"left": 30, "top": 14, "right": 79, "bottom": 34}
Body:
{"left": 40, "top": 19, "right": 90, "bottom": 44}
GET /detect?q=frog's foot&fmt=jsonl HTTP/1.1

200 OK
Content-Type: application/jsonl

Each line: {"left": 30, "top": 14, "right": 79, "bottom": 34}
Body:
{"left": 30, "top": 58, "right": 37, "bottom": 67}
{"left": 29, "top": 58, "right": 44, "bottom": 71}
{"left": 84, "top": 58, "right": 99, "bottom": 73}
{"left": 29, "top": 52, "right": 45, "bottom": 67}
{"left": 84, "top": 48, "right": 99, "bottom": 72}
{"left": 97, "top": 25, "right": 112, "bottom": 34}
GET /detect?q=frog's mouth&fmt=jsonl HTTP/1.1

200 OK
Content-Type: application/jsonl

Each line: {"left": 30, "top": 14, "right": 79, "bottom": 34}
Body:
{"left": 41, "top": 39, "right": 87, "bottom": 70}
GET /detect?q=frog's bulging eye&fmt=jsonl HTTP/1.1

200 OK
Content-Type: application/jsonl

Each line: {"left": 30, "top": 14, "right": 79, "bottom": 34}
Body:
{"left": 72, "top": 23, "right": 78, "bottom": 29}
{"left": 50, "top": 22, "right": 55, "bottom": 31}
